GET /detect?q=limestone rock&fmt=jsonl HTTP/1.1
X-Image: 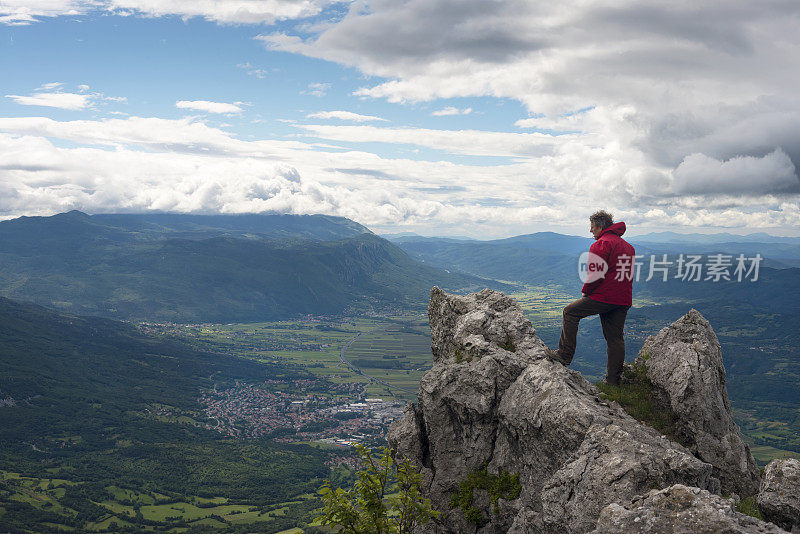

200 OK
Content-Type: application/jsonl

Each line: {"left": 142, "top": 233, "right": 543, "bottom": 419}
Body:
{"left": 591, "top": 484, "right": 788, "bottom": 534}
{"left": 758, "top": 459, "right": 800, "bottom": 532}
{"left": 538, "top": 424, "right": 718, "bottom": 533}
{"left": 427, "top": 286, "right": 548, "bottom": 364}
{"left": 389, "top": 288, "right": 722, "bottom": 534}
{"left": 638, "top": 309, "right": 761, "bottom": 497}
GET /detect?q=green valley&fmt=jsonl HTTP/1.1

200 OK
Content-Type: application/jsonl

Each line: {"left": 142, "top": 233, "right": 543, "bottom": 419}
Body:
{"left": 0, "top": 297, "right": 341, "bottom": 532}
{"left": 2, "top": 212, "right": 799, "bottom": 532}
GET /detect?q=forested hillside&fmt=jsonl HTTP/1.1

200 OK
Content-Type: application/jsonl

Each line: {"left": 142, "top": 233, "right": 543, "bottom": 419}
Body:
{"left": 0, "top": 211, "right": 503, "bottom": 322}
{"left": 0, "top": 297, "right": 332, "bottom": 532}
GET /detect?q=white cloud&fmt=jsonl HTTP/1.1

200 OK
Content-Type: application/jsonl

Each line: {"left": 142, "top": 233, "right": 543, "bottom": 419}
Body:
{"left": 431, "top": 106, "right": 472, "bottom": 116}
{"left": 306, "top": 110, "right": 387, "bottom": 122}
{"left": 298, "top": 123, "right": 567, "bottom": 157}
{"left": 5, "top": 85, "right": 126, "bottom": 111}
{"left": 105, "top": 0, "right": 340, "bottom": 24}
{"left": 259, "top": 0, "right": 800, "bottom": 202}
{"left": 672, "top": 149, "right": 799, "bottom": 196}
{"left": 1, "top": 0, "right": 344, "bottom": 25}
{"left": 37, "top": 82, "right": 65, "bottom": 91}
{"left": 175, "top": 100, "right": 243, "bottom": 114}
{"left": 0, "top": 119, "right": 464, "bottom": 226}
{"left": 237, "top": 62, "right": 268, "bottom": 78}
{"left": 1, "top": 115, "right": 799, "bottom": 237}
{"left": 301, "top": 82, "right": 331, "bottom": 97}
{"left": 0, "top": 1, "right": 91, "bottom": 25}
{"left": 5, "top": 92, "right": 93, "bottom": 110}
{"left": 0, "top": 116, "right": 314, "bottom": 156}
{"left": 515, "top": 113, "right": 587, "bottom": 132}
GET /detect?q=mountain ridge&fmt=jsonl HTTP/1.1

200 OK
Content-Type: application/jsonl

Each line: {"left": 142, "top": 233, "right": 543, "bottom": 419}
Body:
{"left": 1, "top": 210, "right": 373, "bottom": 244}
{"left": 0, "top": 211, "right": 506, "bottom": 322}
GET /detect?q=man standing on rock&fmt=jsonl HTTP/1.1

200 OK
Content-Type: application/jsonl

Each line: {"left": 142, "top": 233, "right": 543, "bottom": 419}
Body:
{"left": 548, "top": 210, "right": 635, "bottom": 386}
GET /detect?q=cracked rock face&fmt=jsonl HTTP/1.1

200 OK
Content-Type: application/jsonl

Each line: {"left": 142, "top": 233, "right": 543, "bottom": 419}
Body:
{"left": 591, "top": 484, "right": 788, "bottom": 534}
{"left": 389, "top": 288, "right": 724, "bottom": 534}
{"left": 638, "top": 309, "right": 761, "bottom": 497}
{"left": 758, "top": 459, "right": 800, "bottom": 532}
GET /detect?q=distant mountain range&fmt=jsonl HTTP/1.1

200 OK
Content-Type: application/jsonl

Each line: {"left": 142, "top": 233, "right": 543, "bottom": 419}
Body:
{"left": 394, "top": 230, "right": 800, "bottom": 287}
{"left": 385, "top": 229, "right": 800, "bottom": 246}
{"left": 631, "top": 231, "right": 800, "bottom": 245}
{"left": 0, "top": 211, "right": 505, "bottom": 322}
{"left": 3, "top": 212, "right": 794, "bottom": 323}
{"left": 2, "top": 210, "right": 372, "bottom": 243}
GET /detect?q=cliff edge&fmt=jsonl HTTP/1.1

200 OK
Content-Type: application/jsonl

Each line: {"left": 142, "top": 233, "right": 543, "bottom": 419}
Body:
{"left": 388, "top": 287, "right": 782, "bottom": 533}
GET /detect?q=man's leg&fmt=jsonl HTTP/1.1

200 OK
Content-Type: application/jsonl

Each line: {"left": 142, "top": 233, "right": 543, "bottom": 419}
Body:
{"left": 558, "top": 297, "right": 616, "bottom": 365}
{"left": 599, "top": 305, "right": 630, "bottom": 385}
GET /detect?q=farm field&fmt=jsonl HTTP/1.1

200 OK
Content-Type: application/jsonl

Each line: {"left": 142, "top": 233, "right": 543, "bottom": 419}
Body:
{"left": 343, "top": 329, "right": 433, "bottom": 400}
{"left": 158, "top": 315, "right": 432, "bottom": 402}
{"left": 746, "top": 443, "right": 800, "bottom": 466}
{"left": 0, "top": 470, "right": 320, "bottom": 532}
{"left": 509, "top": 285, "right": 577, "bottom": 324}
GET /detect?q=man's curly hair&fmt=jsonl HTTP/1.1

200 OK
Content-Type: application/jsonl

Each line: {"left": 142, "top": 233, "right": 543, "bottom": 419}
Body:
{"left": 589, "top": 210, "right": 614, "bottom": 230}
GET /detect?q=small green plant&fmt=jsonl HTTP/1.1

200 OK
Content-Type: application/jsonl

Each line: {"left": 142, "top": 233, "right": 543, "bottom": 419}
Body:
{"left": 315, "top": 445, "right": 439, "bottom": 534}
{"left": 736, "top": 495, "right": 763, "bottom": 520}
{"left": 595, "top": 361, "right": 683, "bottom": 445}
{"left": 498, "top": 339, "right": 516, "bottom": 353}
{"left": 449, "top": 464, "right": 521, "bottom": 526}
{"left": 454, "top": 348, "right": 472, "bottom": 363}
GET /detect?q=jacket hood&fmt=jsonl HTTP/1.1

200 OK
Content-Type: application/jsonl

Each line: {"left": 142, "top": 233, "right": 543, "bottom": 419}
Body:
{"left": 600, "top": 221, "right": 626, "bottom": 237}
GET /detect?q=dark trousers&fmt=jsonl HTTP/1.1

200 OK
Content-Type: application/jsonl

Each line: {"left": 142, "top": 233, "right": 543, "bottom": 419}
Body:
{"left": 558, "top": 297, "right": 631, "bottom": 384}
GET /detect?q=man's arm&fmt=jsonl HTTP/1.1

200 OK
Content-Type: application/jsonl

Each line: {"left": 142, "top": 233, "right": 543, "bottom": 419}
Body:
{"left": 581, "top": 239, "right": 612, "bottom": 296}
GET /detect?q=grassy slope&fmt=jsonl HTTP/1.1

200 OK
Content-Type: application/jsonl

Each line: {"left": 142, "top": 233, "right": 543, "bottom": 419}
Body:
{"left": 0, "top": 297, "right": 331, "bottom": 532}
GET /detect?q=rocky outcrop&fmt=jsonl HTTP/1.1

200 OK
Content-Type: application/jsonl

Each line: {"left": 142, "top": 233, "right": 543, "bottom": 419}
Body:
{"left": 591, "top": 484, "right": 787, "bottom": 533}
{"left": 427, "top": 284, "right": 549, "bottom": 362}
{"left": 758, "top": 459, "right": 800, "bottom": 532}
{"left": 389, "top": 288, "right": 733, "bottom": 534}
{"left": 637, "top": 309, "right": 761, "bottom": 497}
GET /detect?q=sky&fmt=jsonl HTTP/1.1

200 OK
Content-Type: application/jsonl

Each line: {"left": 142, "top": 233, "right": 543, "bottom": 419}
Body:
{"left": 1, "top": 1, "right": 800, "bottom": 238}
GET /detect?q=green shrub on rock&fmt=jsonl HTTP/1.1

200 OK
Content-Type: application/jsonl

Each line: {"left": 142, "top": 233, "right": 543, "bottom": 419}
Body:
{"left": 449, "top": 464, "right": 521, "bottom": 526}
{"left": 315, "top": 445, "right": 439, "bottom": 534}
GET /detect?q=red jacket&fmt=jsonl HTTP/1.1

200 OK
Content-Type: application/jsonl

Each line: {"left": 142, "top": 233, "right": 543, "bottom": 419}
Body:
{"left": 581, "top": 221, "right": 635, "bottom": 306}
